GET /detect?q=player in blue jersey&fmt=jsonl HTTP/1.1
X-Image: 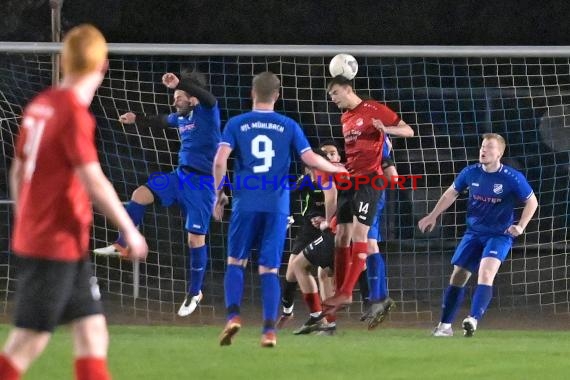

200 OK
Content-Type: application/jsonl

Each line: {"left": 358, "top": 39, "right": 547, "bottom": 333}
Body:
{"left": 419, "top": 133, "right": 538, "bottom": 337}
{"left": 360, "top": 135, "right": 398, "bottom": 329}
{"left": 212, "top": 71, "right": 344, "bottom": 348}
{"left": 94, "top": 71, "right": 221, "bottom": 317}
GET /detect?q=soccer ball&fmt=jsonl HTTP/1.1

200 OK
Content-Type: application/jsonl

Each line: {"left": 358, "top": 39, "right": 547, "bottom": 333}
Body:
{"left": 329, "top": 53, "right": 358, "bottom": 80}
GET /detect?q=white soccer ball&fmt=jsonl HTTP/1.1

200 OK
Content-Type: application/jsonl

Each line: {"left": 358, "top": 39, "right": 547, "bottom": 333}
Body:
{"left": 329, "top": 53, "right": 358, "bottom": 80}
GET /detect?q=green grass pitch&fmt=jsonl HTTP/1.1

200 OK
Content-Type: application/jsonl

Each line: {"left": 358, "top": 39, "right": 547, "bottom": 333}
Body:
{"left": 1, "top": 324, "right": 568, "bottom": 379}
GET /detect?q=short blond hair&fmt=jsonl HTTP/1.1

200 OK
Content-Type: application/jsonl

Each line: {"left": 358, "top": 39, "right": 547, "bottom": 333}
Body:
{"left": 482, "top": 133, "right": 506, "bottom": 154}
{"left": 62, "top": 24, "right": 107, "bottom": 77}
{"left": 252, "top": 71, "right": 280, "bottom": 103}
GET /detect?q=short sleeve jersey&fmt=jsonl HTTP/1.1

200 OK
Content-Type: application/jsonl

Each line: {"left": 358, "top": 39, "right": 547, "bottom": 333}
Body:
{"left": 342, "top": 100, "right": 400, "bottom": 176}
{"left": 220, "top": 110, "right": 311, "bottom": 214}
{"left": 12, "top": 88, "right": 99, "bottom": 261}
{"left": 453, "top": 163, "right": 534, "bottom": 235}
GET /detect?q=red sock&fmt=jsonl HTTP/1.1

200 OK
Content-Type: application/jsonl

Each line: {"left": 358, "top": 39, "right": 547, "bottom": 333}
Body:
{"left": 302, "top": 292, "right": 322, "bottom": 313}
{"left": 334, "top": 246, "right": 351, "bottom": 293}
{"left": 326, "top": 314, "right": 337, "bottom": 323}
{"left": 75, "top": 357, "right": 111, "bottom": 380}
{"left": 340, "top": 242, "right": 368, "bottom": 297}
{"left": 0, "top": 354, "right": 21, "bottom": 380}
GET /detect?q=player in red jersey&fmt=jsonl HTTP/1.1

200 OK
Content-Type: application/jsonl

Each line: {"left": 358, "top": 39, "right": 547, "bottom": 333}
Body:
{"left": 322, "top": 75, "right": 414, "bottom": 314}
{"left": 0, "top": 25, "right": 148, "bottom": 380}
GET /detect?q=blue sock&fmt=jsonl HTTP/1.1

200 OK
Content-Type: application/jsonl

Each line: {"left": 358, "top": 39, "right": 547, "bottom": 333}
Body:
{"left": 377, "top": 253, "right": 388, "bottom": 300}
{"left": 441, "top": 285, "right": 466, "bottom": 323}
{"left": 224, "top": 264, "right": 244, "bottom": 319}
{"left": 470, "top": 284, "right": 493, "bottom": 320}
{"left": 260, "top": 272, "right": 280, "bottom": 333}
{"left": 366, "top": 254, "right": 381, "bottom": 301}
{"left": 116, "top": 201, "right": 146, "bottom": 247}
{"left": 188, "top": 245, "right": 208, "bottom": 296}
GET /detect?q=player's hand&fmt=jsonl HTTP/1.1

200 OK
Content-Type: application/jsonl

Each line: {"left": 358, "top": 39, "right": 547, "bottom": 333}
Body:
{"left": 506, "top": 224, "right": 524, "bottom": 237}
{"left": 123, "top": 229, "right": 148, "bottom": 261}
{"left": 213, "top": 193, "right": 229, "bottom": 221}
{"left": 418, "top": 215, "right": 437, "bottom": 233}
{"left": 119, "top": 112, "right": 136, "bottom": 124}
{"left": 311, "top": 216, "right": 325, "bottom": 228}
{"left": 319, "top": 220, "right": 330, "bottom": 231}
{"left": 162, "top": 72, "right": 180, "bottom": 89}
{"left": 372, "top": 118, "right": 386, "bottom": 133}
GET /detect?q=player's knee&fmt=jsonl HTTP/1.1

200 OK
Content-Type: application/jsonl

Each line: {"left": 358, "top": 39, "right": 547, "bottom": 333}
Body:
{"left": 72, "top": 315, "right": 109, "bottom": 357}
{"left": 259, "top": 266, "right": 278, "bottom": 275}
{"left": 187, "top": 233, "right": 205, "bottom": 247}
{"left": 285, "top": 266, "right": 297, "bottom": 282}
{"left": 335, "top": 231, "right": 351, "bottom": 247}
{"left": 317, "top": 267, "right": 328, "bottom": 282}
{"left": 367, "top": 239, "right": 378, "bottom": 253}
{"left": 227, "top": 257, "right": 244, "bottom": 266}
{"left": 449, "top": 267, "right": 471, "bottom": 286}
{"left": 3, "top": 329, "right": 51, "bottom": 370}
{"left": 478, "top": 268, "right": 498, "bottom": 285}
{"left": 351, "top": 223, "right": 369, "bottom": 242}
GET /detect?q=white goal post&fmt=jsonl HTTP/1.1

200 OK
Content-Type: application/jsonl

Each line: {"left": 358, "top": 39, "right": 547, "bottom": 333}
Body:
{"left": 0, "top": 43, "right": 568, "bottom": 321}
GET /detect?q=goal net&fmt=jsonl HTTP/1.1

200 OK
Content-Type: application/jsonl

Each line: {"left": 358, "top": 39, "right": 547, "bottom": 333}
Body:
{"left": 0, "top": 46, "right": 568, "bottom": 323}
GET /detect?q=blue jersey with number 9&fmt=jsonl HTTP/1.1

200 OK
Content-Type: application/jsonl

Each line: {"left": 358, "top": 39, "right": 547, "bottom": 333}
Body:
{"left": 220, "top": 110, "right": 311, "bottom": 214}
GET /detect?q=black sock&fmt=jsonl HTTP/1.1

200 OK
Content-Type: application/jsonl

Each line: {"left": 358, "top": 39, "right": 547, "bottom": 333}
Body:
{"left": 358, "top": 269, "right": 369, "bottom": 303}
{"left": 282, "top": 280, "right": 297, "bottom": 310}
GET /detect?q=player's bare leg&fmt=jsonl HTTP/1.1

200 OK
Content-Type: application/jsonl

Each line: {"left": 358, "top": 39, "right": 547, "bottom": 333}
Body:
{"left": 71, "top": 314, "right": 111, "bottom": 378}
{"left": 1, "top": 328, "right": 51, "bottom": 374}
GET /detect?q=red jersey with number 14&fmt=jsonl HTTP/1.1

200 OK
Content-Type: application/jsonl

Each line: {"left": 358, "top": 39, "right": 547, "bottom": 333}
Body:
{"left": 342, "top": 99, "right": 400, "bottom": 176}
{"left": 12, "top": 88, "right": 99, "bottom": 261}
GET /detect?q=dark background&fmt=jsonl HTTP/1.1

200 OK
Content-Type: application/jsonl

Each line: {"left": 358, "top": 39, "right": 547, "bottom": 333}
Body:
{"left": 1, "top": 0, "right": 570, "bottom": 45}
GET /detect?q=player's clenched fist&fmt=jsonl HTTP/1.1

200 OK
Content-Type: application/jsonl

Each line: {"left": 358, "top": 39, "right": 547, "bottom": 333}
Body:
{"left": 162, "top": 72, "right": 180, "bottom": 89}
{"left": 119, "top": 112, "right": 136, "bottom": 124}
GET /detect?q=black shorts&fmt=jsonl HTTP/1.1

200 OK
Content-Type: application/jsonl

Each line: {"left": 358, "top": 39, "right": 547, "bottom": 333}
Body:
{"left": 13, "top": 256, "right": 104, "bottom": 332}
{"left": 290, "top": 221, "right": 322, "bottom": 254}
{"left": 337, "top": 174, "right": 383, "bottom": 226}
{"left": 303, "top": 230, "right": 335, "bottom": 269}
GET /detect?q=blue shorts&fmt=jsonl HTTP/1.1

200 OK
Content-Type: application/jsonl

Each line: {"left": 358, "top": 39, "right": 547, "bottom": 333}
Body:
{"left": 451, "top": 232, "right": 513, "bottom": 273}
{"left": 227, "top": 210, "right": 289, "bottom": 269}
{"left": 146, "top": 168, "right": 215, "bottom": 235}
{"left": 367, "top": 191, "right": 386, "bottom": 241}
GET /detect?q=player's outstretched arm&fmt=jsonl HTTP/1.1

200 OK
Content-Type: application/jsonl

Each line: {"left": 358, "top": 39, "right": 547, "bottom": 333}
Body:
{"left": 320, "top": 177, "right": 338, "bottom": 230}
{"left": 506, "top": 193, "right": 538, "bottom": 237}
{"left": 162, "top": 73, "right": 217, "bottom": 108}
{"left": 300, "top": 150, "right": 344, "bottom": 175}
{"left": 75, "top": 162, "right": 148, "bottom": 260}
{"left": 418, "top": 185, "right": 459, "bottom": 233}
{"left": 212, "top": 145, "right": 232, "bottom": 221}
{"left": 119, "top": 112, "right": 170, "bottom": 129}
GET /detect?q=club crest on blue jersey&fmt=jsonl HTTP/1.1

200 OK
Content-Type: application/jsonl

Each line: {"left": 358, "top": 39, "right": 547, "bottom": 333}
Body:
{"left": 493, "top": 183, "right": 503, "bottom": 194}
{"left": 179, "top": 122, "right": 196, "bottom": 133}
